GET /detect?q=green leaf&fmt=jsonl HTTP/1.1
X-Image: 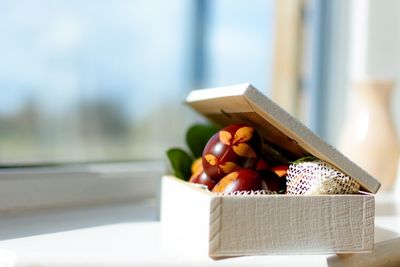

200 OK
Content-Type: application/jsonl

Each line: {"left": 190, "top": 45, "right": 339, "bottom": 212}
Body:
{"left": 186, "top": 124, "right": 219, "bottom": 158}
{"left": 166, "top": 148, "right": 193, "bottom": 181}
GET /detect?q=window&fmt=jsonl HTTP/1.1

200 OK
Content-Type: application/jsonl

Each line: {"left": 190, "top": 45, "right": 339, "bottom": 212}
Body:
{"left": 0, "top": 0, "right": 198, "bottom": 164}
{"left": 203, "top": 0, "right": 274, "bottom": 92}
{"left": 0, "top": 0, "right": 276, "bottom": 165}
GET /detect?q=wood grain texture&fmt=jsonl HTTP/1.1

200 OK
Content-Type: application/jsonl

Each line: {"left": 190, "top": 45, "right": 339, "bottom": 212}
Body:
{"left": 161, "top": 176, "right": 375, "bottom": 257}
{"left": 211, "top": 194, "right": 374, "bottom": 256}
{"left": 209, "top": 197, "right": 222, "bottom": 255}
{"left": 186, "top": 84, "right": 381, "bottom": 193}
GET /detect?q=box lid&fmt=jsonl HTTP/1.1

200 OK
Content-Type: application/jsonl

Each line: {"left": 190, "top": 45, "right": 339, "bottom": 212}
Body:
{"left": 186, "top": 83, "right": 381, "bottom": 194}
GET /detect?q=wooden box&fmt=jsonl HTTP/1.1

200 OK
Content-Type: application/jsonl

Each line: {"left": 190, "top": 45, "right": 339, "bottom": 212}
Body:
{"left": 161, "top": 83, "right": 380, "bottom": 258}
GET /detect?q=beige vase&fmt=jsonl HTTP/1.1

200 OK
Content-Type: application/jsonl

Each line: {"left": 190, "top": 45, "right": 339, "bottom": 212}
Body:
{"left": 338, "top": 79, "right": 399, "bottom": 191}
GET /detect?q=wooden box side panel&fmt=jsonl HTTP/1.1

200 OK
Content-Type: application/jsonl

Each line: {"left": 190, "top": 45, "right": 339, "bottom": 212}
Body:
{"left": 160, "top": 176, "right": 213, "bottom": 255}
{"left": 210, "top": 195, "right": 374, "bottom": 256}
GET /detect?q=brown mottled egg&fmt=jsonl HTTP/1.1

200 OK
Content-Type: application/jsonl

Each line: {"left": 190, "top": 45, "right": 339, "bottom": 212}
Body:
{"left": 202, "top": 124, "right": 261, "bottom": 182}
{"left": 212, "top": 169, "right": 264, "bottom": 194}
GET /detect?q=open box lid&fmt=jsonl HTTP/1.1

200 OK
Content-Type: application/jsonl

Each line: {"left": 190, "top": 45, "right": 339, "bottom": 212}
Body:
{"left": 186, "top": 83, "right": 381, "bottom": 194}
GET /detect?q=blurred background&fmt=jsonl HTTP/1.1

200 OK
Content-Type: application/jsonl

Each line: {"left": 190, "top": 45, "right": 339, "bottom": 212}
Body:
{"left": 0, "top": 0, "right": 399, "bottom": 169}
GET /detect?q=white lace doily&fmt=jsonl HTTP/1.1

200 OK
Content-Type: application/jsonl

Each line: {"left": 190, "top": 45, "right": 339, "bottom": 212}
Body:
{"left": 286, "top": 160, "right": 360, "bottom": 195}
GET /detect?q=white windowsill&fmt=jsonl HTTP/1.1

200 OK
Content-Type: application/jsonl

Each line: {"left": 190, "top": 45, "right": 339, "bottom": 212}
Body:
{"left": 0, "top": 161, "right": 164, "bottom": 214}
{"left": 0, "top": 189, "right": 399, "bottom": 266}
{"left": 0, "top": 162, "right": 399, "bottom": 266}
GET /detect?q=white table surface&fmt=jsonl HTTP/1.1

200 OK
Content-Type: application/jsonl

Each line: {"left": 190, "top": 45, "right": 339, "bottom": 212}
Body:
{"left": 0, "top": 193, "right": 399, "bottom": 267}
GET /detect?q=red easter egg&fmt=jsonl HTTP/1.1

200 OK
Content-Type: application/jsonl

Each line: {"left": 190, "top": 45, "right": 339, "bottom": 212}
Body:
{"left": 212, "top": 169, "right": 264, "bottom": 193}
{"left": 271, "top": 165, "right": 289, "bottom": 178}
{"left": 258, "top": 169, "right": 286, "bottom": 193}
{"left": 256, "top": 158, "right": 271, "bottom": 170}
{"left": 189, "top": 169, "right": 216, "bottom": 191}
{"left": 202, "top": 124, "right": 261, "bottom": 182}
